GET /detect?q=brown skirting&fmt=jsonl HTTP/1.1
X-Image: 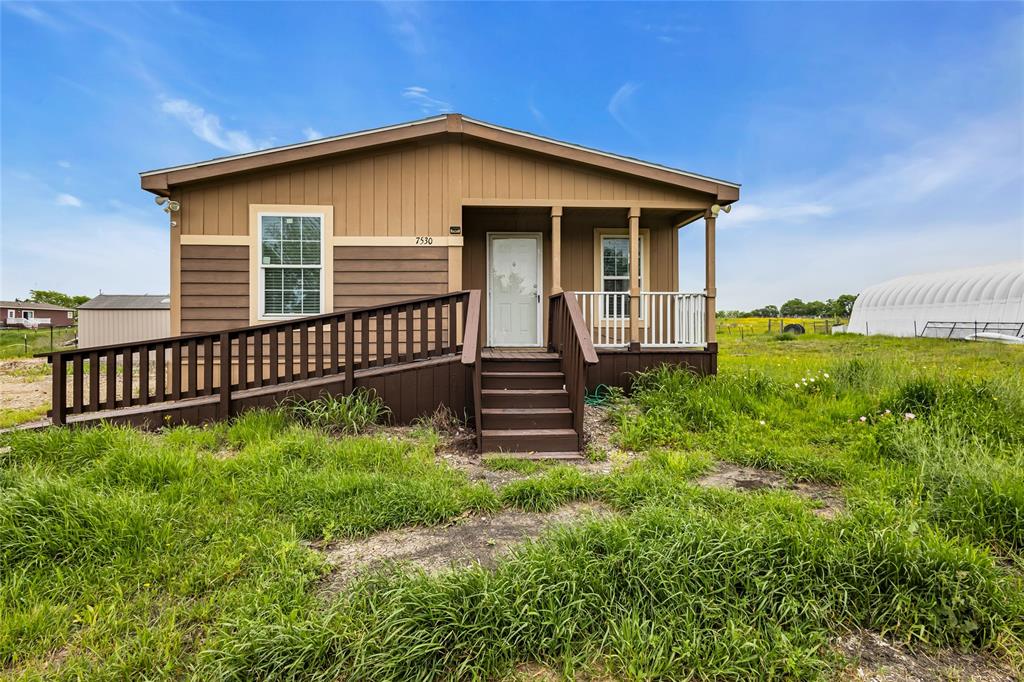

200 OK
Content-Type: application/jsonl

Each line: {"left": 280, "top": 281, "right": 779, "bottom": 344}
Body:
{"left": 588, "top": 345, "right": 717, "bottom": 393}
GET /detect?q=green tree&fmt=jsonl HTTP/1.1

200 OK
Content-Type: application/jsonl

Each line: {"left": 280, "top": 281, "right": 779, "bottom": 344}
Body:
{"left": 831, "top": 294, "right": 857, "bottom": 318}
{"left": 29, "top": 290, "right": 90, "bottom": 309}
{"left": 779, "top": 298, "right": 806, "bottom": 316}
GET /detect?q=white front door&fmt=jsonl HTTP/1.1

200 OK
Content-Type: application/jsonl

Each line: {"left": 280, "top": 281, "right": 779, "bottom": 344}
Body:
{"left": 488, "top": 233, "right": 542, "bottom": 346}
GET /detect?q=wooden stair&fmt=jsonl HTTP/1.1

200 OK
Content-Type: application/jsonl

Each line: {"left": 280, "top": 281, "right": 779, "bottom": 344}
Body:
{"left": 478, "top": 353, "right": 583, "bottom": 460}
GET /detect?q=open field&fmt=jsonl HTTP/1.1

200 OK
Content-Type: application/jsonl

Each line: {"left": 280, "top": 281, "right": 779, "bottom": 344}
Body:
{"left": 0, "top": 328, "right": 76, "bottom": 360}
{"left": 1, "top": 334, "right": 1022, "bottom": 680}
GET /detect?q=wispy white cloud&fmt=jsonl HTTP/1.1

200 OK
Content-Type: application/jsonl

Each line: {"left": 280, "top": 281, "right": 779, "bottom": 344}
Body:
{"left": 723, "top": 113, "right": 1024, "bottom": 231}
{"left": 2, "top": 2, "right": 65, "bottom": 30}
{"left": 381, "top": 2, "right": 427, "bottom": 55}
{"left": 608, "top": 82, "right": 641, "bottom": 133}
{"left": 55, "top": 193, "right": 82, "bottom": 207}
{"left": 528, "top": 100, "right": 547, "bottom": 126}
{"left": 159, "top": 97, "right": 259, "bottom": 153}
{"left": 302, "top": 126, "right": 323, "bottom": 141}
{"left": 723, "top": 202, "right": 833, "bottom": 228}
{"left": 402, "top": 86, "right": 452, "bottom": 115}
{"left": 56, "top": 160, "right": 72, "bottom": 169}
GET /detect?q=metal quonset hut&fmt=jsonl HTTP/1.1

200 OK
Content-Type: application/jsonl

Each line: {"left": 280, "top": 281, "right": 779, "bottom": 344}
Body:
{"left": 847, "top": 262, "right": 1024, "bottom": 338}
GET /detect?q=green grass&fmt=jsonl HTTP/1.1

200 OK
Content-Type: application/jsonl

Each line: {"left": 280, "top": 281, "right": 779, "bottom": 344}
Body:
{"left": 0, "top": 406, "right": 47, "bottom": 430}
{"left": 0, "top": 327, "right": 76, "bottom": 359}
{"left": 2, "top": 333, "right": 1023, "bottom": 679}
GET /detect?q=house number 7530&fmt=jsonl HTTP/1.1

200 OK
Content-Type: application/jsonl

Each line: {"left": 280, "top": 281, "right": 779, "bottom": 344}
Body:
{"left": 415, "top": 236, "right": 434, "bottom": 245}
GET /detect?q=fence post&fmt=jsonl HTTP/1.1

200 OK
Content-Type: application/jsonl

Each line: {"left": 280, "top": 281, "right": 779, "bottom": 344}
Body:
{"left": 344, "top": 312, "right": 354, "bottom": 394}
{"left": 218, "top": 333, "right": 231, "bottom": 419}
{"left": 51, "top": 354, "right": 66, "bottom": 426}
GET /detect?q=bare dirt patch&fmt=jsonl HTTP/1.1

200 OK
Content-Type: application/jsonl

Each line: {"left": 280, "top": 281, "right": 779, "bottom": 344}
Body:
{"left": 836, "top": 630, "right": 1017, "bottom": 681}
{"left": 0, "top": 358, "right": 50, "bottom": 411}
{"left": 696, "top": 462, "right": 844, "bottom": 518}
{"left": 578, "top": 404, "right": 642, "bottom": 475}
{"left": 318, "top": 502, "right": 612, "bottom": 596}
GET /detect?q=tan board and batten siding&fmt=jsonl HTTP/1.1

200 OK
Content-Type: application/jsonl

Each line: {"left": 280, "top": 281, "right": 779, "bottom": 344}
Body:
{"left": 78, "top": 310, "right": 170, "bottom": 348}
{"left": 161, "top": 116, "right": 735, "bottom": 335}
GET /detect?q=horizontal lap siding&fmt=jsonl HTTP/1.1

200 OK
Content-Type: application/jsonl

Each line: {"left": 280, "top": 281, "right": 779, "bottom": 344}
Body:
{"left": 333, "top": 246, "right": 448, "bottom": 309}
{"left": 180, "top": 245, "right": 249, "bottom": 333}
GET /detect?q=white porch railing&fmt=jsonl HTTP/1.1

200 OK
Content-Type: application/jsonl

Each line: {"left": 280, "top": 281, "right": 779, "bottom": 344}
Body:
{"left": 5, "top": 317, "right": 51, "bottom": 328}
{"left": 574, "top": 292, "right": 706, "bottom": 348}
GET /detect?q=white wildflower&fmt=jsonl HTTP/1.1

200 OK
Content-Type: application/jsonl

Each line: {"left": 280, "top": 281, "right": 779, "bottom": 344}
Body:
{"left": 904, "top": 413, "right": 916, "bottom": 420}
{"left": 859, "top": 416, "right": 867, "bottom": 422}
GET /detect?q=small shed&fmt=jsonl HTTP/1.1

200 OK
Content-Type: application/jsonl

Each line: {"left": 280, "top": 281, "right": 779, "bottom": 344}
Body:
{"left": 77, "top": 295, "right": 171, "bottom": 348}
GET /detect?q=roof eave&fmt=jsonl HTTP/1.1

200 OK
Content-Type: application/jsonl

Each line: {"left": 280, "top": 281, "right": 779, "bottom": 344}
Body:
{"left": 140, "top": 113, "right": 740, "bottom": 199}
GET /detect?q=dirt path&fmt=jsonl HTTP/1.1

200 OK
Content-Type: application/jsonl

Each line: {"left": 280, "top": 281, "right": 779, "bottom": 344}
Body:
{"left": 0, "top": 358, "right": 50, "bottom": 411}
{"left": 317, "top": 502, "right": 612, "bottom": 596}
{"left": 837, "top": 630, "right": 1016, "bottom": 681}
{"left": 695, "top": 461, "right": 845, "bottom": 518}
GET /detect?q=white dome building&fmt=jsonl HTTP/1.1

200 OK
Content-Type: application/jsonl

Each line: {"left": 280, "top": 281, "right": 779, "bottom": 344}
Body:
{"left": 846, "top": 262, "right": 1024, "bottom": 338}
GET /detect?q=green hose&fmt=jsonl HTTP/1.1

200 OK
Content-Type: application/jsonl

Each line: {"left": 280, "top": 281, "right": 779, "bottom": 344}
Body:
{"left": 585, "top": 384, "right": 619, "bottom": 406}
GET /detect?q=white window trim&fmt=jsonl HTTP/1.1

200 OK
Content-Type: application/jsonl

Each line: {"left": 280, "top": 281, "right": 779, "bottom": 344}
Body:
{"left": 6, "top": 309, "right": 13, "bottom": 319}
{"left": 594, "top": 229, "right": 649, "bottom": 322}
{"left": 257, "top": 211, "right": 327, "bottom": 320}
{"left": 23, "top": 310, "right": 33, "bottom": 319}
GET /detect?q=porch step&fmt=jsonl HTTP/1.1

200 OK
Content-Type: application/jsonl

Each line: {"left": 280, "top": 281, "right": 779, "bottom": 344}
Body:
{"left": 481, "top": 358, "right": 562, "bottom": 373}
{"left": 482, "top": 371, "right": 565, "bottom": 390}
{"left": 480, "top": 388, "right": 569, "bottom": 408}
{"left": 481, "top": 407, "right": 573, "bottom": 430}
{"left": 481, "top": 428, "right": 579, "bottom": 453}
{"left": 482, "top": 451, "right": 584, "bottom": 462}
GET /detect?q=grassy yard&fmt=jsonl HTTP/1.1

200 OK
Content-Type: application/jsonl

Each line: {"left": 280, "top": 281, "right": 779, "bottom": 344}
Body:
{"left": 1, "top": 334, "right": 1022, "bottom": 680}
{"left": 0, "top": 328, "right": 76, "bottom": 360}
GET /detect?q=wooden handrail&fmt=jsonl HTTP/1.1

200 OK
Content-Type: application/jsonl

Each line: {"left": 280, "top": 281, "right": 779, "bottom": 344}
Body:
{"left": 461, "top": 290, "right": 482, "bottom": 366}
{"left": 46, "top": 290, "right": 473, "bottom": 426}
{"left": 553, "top": 291, "right": 599, "bottom": 365}
{"left": 548, "top": 291, "right": 598, "bottom": 453}
{"left": 460, "top": 290, "right": 483, "bottom": 452}
{"left": 36, "top": 290, "right": 473, "bottom": 359}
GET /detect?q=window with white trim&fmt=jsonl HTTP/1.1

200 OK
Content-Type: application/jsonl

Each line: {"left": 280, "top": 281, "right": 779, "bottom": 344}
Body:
{"left": 259, "top": 214, "right": 323, "bottom": 317}
{"left": 600, "top": 235, "right": 644, "bottom": 319}
{"left": 23, "top": 310, "right": 34, "bottom": 320}
{"left": 5, "top": 309, "right": 13, "bottom": 320}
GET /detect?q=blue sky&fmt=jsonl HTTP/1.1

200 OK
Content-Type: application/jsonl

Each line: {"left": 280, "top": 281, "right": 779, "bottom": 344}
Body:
{"left": 1, "top": 1, "right": 1022, "bottom": 310}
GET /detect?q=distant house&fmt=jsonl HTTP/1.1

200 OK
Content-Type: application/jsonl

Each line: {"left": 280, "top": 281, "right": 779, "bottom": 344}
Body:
{"left": 77, "top": 295, "right": 171, "bottom": 348}
{"left": 0, "top": 301, "right": 76, "bottom": 328}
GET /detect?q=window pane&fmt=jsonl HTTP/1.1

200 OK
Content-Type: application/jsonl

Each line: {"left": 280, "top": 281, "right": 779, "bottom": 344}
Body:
{"left": 282, "top": 269, "right": 302, "bottom": 289}
{"left": 283, "top": 290, "right": 302, "bottom": 315}
{"left": 262, "top": 216, "right": 282, "bottom": 240}
{"left": 603, "top": 278, "right": 628, "bottom": 292}
{"left": 301, "top": 217, "right": 320, "bottom": 240}
{"left": 302, "top": 241, "right": 320, "bottom": 265}
{"left": 302, "top": 291, "right": 320, "bottom": 313}
{"left": 282, "top": 241, "right": 302, "bottom": 265}
{"left": 603, "top": 238, "right": 629, "bottom": 277}
{"left": 283, "top": 217, "right": 302, "bottom": 240}
{"left": 302, "top": 269, "right": 320, "bottom": 288}
{"left": 262, "top": 241, "right": 282, "bottom": 265}
{"left": 265, "top": 291, "right": 283, "bottom": 315}
{"left": 265, "top": 269, "right": 283, "bottom": 289}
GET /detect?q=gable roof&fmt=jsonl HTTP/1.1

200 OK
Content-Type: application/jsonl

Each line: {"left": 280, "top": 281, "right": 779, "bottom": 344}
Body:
{"left": 78, "top": 294, "right": 171, "bottom": 311}
{"left": 140, "top": 114, "right": 739, "bottom": 201}
{"left": 0, "top": 300, "right": 74, "bottom": 312}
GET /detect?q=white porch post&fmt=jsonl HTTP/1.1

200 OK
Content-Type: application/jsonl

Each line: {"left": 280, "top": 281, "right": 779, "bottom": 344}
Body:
{"left": 705, "top": 208, "right": 717, "bottom": 345}
{"left": 629, "top": 206, "right": 641, "bottom": 349}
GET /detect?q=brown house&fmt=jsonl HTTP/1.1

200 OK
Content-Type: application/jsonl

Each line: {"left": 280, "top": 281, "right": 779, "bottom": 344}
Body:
{"left": 47, "top": 114, "right": 738, "bottom": 458}
{"left": 1, "top": 301, "right": 76, "bottom": 328}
